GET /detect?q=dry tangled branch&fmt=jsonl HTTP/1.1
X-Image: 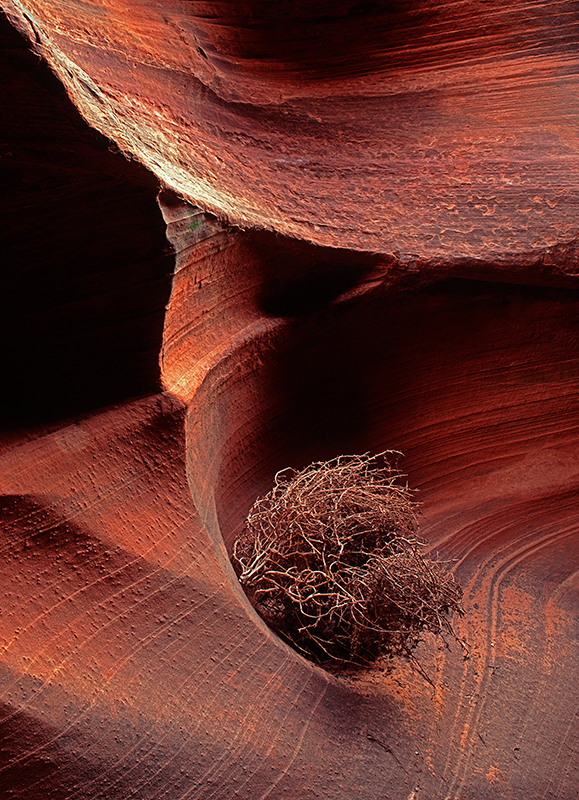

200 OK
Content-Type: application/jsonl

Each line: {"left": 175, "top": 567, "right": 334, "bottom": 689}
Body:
{"left": 233, "top": 452, "right": 463, "bottom": 670}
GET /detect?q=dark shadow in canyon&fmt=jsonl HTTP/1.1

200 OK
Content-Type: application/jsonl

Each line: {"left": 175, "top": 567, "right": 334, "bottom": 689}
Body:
{"left": 0, "top": 12, "right": 172, "bottom": 429}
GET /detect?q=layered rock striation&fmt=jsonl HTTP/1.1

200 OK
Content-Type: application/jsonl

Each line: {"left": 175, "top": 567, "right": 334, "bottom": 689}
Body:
{"left": 2, "top": 3, "right": 579, "bottom": 799}
{"left": 4, "top": 0, "right": 579, "bottom": 259}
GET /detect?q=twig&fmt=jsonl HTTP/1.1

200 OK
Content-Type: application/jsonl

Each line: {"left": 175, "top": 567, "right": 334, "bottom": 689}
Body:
{"left": 233, "top": 452, "right": 463, "bottom": 670}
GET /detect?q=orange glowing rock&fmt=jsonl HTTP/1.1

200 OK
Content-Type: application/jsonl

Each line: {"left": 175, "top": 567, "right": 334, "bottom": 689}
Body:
{"left": 3, "top": 4, "right": 579, "bottom": 799}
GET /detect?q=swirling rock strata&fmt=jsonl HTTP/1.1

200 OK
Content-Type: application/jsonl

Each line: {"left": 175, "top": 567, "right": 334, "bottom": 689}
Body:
{"left": 163, "top": 195, "right": 579, "bottom": 798}
{"left": 3, "top": 4, "right": 579, "bottom": 799}
{"left": 3, "top": 258, "right": 579, "bottom": 798}
{"left": 3, "top": 0, "right": 579, "bottom": 259}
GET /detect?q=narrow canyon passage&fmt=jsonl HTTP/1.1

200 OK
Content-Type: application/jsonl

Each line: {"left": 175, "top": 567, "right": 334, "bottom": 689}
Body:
{"left": 3, "top": 1, "right": 579, "bottom": 798}
{"left": 3, "top": 239, "right": 579, "bottom": 797}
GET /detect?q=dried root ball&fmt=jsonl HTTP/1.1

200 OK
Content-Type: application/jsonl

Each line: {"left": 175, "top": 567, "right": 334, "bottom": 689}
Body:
{"left": 233, "top": 453, "right": 463, "bottom": 670}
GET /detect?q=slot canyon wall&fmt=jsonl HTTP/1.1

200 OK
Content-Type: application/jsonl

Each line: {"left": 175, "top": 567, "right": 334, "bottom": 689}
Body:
{"left": 2, "top": 2, "right": 579, "bottom": 799}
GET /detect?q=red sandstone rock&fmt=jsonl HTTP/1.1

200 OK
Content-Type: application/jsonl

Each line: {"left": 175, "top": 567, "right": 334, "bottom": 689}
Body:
{"left": 3, "top": 273, "right": 579, "bottom": 797}
{"left": 4, "top": 0, "right": 579, "bottom": 259}
{"left": 3, "top": 4, "right": 579, "bottom": 799}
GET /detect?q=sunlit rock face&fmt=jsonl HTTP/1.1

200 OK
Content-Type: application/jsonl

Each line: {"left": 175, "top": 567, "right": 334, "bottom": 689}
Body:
{"left": 3, "top": 3, "right": 579, "bottom": 799}
{"left": 4, "top": 0, "right": 579, "bottom": 259}
{"left": 165, "top": 197, "right": 579, "bottom": 799}
{"left": 3, "top": 194, "right": 579, "bottom": 799}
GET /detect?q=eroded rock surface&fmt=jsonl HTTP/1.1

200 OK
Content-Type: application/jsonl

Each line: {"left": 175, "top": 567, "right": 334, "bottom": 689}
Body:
{"left": 4, "top": 0, "right": 579, "bottom": 258}
{"left": 3, "top": 265, "right": 579, "bottom": 797}
{"left": 3, "top": 4, "right": 579, "bottom": 799}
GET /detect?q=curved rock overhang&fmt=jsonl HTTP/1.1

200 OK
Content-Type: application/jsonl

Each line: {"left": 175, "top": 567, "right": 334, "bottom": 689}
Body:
{"left": 4, "top": 0, "right": 579, "bottom": 258}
